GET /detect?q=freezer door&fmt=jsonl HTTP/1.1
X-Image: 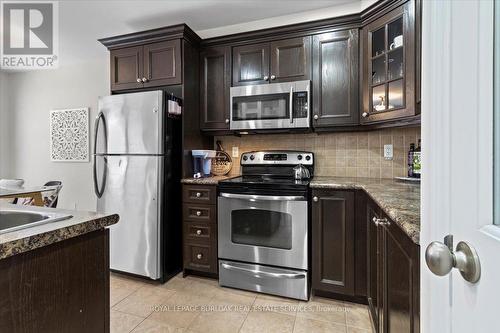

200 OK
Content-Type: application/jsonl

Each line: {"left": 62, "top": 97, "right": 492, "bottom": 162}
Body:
{"left": 96, "top": 91, "right": 164, "bottom": 155}
{"left": 97, "top": 155, "right": 163, "bottom": 279}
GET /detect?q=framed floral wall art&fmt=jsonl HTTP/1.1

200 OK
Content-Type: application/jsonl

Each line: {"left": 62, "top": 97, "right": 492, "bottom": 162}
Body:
{"left": 50, "top": 108, "right": 89, "bottom": 162}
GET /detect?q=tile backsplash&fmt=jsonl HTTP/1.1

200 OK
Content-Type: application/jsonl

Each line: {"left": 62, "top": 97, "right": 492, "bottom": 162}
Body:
{"left": 215, "top": 127, "right": 421, "bottom": 179}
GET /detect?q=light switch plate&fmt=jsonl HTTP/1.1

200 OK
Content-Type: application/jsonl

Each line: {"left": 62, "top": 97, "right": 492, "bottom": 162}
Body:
{"left": 232, "top": 146, "right": 239, "bottom": 158}
{"left": 384, "top": 144, "right": 393, "bottom": 160}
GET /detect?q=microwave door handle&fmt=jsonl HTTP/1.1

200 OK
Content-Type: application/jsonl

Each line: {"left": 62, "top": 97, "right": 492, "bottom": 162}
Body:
{"left": 220, "top": 193, "right": 305, "bottom": 201}
{"left": 289, "top": 86, "right": 293, "bottom": 124}
{"left": 221, "top": 263, "right": 305, "bottom": 280}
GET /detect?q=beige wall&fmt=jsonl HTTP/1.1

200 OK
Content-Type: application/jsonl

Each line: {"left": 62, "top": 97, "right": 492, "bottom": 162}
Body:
{"left": 0, "top": 72, "right": 12, "bottom": 178}
{"left": 215, "top": 127, "right": 421, "bottom": 179}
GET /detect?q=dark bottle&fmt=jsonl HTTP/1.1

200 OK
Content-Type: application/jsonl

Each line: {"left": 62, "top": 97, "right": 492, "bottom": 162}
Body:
{"left": 408, "top": 143, "right": 415, "bottom": 177}
{"left": 412, "top": 139, "right": 421, "bottom": 178}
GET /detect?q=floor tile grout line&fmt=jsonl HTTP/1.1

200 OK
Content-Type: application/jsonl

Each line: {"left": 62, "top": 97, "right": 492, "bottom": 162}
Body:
{"left": 237, "top": 295, "right": 257, "bottom": 332}
{"left": 110, "top": 308, "right": 147, "bottom": 333}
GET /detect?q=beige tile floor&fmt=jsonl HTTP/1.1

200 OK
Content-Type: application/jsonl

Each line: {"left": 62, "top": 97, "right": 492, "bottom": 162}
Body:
{"left": 110, "top": 272, "right": 374, "bottom": 333}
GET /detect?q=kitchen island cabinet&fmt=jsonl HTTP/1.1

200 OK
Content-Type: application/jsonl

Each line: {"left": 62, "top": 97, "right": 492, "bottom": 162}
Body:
{"left": 0, "top": 205, "right": 118, "bottom": 333}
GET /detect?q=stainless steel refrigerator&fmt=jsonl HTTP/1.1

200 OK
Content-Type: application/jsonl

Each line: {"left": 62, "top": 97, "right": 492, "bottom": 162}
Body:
{"left": 93, "top": 90, "right": 182, "bottom": 281}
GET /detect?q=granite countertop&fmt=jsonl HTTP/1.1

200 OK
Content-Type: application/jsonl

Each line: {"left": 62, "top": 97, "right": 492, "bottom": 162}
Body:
{"left": 310, "top": 177, "right": 420, "bottom": 244}
{"left": 0, "top": 204, "right": 119, "bottom": 260}
{"left": 181, "top": 175, "right": 236, "bottom": 185}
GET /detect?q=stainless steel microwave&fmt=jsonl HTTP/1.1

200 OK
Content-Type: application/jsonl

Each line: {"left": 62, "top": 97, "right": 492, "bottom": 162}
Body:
{"left": 230, "top": 80, "right": 310, "bottom": 131}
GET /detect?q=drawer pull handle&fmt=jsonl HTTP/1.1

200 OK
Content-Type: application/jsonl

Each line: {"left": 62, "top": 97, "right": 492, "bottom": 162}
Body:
{"left": 196, "top": 229, "right": 202, "bottom": 235}
{"left": 196, "top": 253, "right": 203, "bottom": 260}
{"left": 196, "top": 192, "right": 202, "bottom": 198}
{"left": 196, "top": 211, "right": 202, "bottom": 216}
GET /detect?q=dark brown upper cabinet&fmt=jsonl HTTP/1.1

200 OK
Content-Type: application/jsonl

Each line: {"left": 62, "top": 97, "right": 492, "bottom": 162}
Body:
{"left": 312, "top": 29, "right": 359, "bottom": 128}
{"left": 200, "top": 46, "right": 231, "bottom": 130}
{"left": 270, "top": 37, "right": 311, "bottom": 82}
{"left": 232, "top": 37, "right": 311, "bottom": 86}
{"left": 143, "top": 40, "right": 182, "bottom": 87}
{"left": 232, "top": 43, "right": 269, "bottom": 86}
{"left": 110, "top": 46, "right": 143, "bottom": 91}
{"left": 312, "top": 189, "right": 355, "bottom": 296}
{"left": 110, "top": 40, "right": 181, "bottom": 92}
{"left": 361, "top": 0, "right": 417, "bottom": 124}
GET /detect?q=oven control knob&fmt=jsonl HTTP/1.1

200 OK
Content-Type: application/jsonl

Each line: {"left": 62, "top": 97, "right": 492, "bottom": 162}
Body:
{"left": 297, "top": 155, "right": 303, "bottom": 161}
{"left": 243, "top": 155, "right": 248, "bottom": 161}
{"left": 250, "top": 155, "right": 255, "bottom": 160}
{"left": 305, "top": 155, "right": 311, "bottom": 161}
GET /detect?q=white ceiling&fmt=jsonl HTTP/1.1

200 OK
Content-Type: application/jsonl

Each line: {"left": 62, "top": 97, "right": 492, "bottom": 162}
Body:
{"left": 68, "top": 0, "right": 361, "bottom": 34}
{"left": 6, "top": 0, "right": 376, "bottom": 68}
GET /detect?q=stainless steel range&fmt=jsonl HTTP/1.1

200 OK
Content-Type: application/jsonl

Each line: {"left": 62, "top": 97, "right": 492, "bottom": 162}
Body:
{"left": 218, "top": 151, "right": 313, "bottom": 300}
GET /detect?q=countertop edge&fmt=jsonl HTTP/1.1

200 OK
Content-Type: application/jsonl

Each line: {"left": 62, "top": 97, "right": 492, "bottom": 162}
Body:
{"left": 0, "top": 214, "right": 119, "bottom": 260}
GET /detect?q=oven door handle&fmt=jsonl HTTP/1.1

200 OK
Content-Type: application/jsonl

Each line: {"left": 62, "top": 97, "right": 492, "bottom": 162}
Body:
{"left": 220, "top": 193, "right": 305, "bottom": 201}
{"left": 221, "top": 263, "right": 306, "bottom": 280}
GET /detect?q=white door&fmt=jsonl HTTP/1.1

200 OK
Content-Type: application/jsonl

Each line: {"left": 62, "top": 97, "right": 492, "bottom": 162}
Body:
{"left": 421, "top": 0, "right": 500, "bottom": 332}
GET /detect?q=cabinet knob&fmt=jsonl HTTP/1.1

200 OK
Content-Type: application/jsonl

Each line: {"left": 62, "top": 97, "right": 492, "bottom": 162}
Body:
{"left": 196, "top": 253, "right": 203, "bottom": 260}
{"left": 196, "top": 229, "right": 202, "bottom": 235}
{"left": 136, "top": 78, "right": 142, "bottom": 83}
{"left": 196, "top": 211, "right": 202, "bottom": 216}
{"left": 362, "top": 112, "right": 369, "bottom": 118}
{"left": 313, "top": 115, "right": 319, "bottom": 120}
{"left": 225, "top": 119, "right": 230, "bottom": 124}
{"left": 270, "top": 75, "right": 276, "bottom": 80}
{"left": 142, "top": 77, "right": 148, "bottom": 83}
{"left": 313, "top": 196, "right": 319, "bottom": 202}
{"left": 196, "top": 192, "right": 201, "bottom": 198}
{"left": 263, "top": 75, "right": 269, "bottom": 81}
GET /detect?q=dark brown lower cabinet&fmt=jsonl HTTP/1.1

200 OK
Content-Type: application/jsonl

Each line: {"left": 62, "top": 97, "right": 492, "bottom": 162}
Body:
{"left": 182, "top": 184, "right": 218, "bottom": 276}
{"left": 312, "top": 190, "right": 355, "bottom": 296}
{"left": 0, "top": 229, "right": 110, "bottom": 333}
{"left": 367, "top": 198, "right": 420, "bottom": 333}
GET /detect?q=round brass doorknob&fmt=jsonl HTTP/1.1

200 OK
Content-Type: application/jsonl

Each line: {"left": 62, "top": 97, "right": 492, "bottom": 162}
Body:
{"left": 313, "top": 196, "right": 319, "bottom": 202}
{"left": 196, "top": 229, "right": 202, "bottom": 235}
{"left": 263, "top": 75, "right": 269, "bottom": 81}
{"left": 196, "top": 253, "right": 203, "bottom": 260}
{"left": 270, "top": 75, "right": 276, "bottom": 80}
{"left": 225, "top": 119, "right": 229, "bottom": 124}
{"left": 313, "top": 115, "right": 319, "bottom": 120}
{"left": 196, "top": 211, "right": 202, "bottom": 216}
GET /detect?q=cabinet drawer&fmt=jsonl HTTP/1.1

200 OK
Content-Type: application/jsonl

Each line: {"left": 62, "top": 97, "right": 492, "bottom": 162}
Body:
{"left": 183, "top": 185, "right": 217, "bottom": 204}
{"left": 183, "top": 204, "right": 215, "bottom": 222}
{"left": 184, "top": 243, "right": 217, "bottom": 273}
{"left": 184, "top": 221, "right": 215, "bottom": 244}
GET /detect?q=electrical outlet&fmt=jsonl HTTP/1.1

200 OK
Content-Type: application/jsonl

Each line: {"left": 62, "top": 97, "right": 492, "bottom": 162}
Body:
{"left": 384, "top": 144, "right": 393, "bottom": 160}
{"left": 232, "top": 146, "right": 239, "bottom": 158}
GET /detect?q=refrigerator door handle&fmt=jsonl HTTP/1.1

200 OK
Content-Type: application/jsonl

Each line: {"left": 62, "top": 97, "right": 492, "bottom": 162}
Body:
{"left": 93, "top": 155, "right": 107, "bottom": 198}
{"left": 94, "top": 111, "right": 107, "bottom": 155}
{"left": 94, "top": 112, "right": 108, "bottom": 198}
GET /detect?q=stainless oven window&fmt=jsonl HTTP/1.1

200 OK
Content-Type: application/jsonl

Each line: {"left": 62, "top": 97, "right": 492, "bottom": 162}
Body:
{"left": 232, "top": 93, "right": 289, "bottom": 121}
{"left": 231, "top": 209, "right": 292, "bottom": 250}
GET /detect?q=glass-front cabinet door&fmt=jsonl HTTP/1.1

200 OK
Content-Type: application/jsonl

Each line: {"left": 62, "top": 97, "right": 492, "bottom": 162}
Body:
{"left": 361, "top": 0, "right": 417, "bottom": 124}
